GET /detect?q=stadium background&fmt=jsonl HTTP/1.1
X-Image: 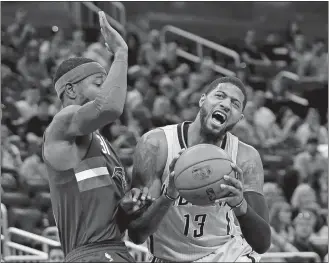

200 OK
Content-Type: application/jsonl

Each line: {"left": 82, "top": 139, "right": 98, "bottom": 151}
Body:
{"left": 1, "top": 1, "right": 328, "bottom": 262}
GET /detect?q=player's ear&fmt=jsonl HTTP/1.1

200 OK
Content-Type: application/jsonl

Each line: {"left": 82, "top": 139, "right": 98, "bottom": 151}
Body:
{"left": 238, "top": 114, "right": 244, "bottom": 123}
{"left": 199, "top": 94, "right": 206, "bottom": 107}
{"left": 64, "top": 83, "right": 76, "bottom": 99}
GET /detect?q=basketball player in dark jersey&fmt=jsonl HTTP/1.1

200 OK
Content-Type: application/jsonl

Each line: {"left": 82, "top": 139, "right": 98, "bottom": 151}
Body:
{"left": 43, "top": 12, "right": 150, "bottom": 262}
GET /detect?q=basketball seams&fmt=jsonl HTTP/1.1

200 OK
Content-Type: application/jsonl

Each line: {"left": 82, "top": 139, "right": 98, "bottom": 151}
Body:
{"left": 176, "top": 167, "right": 234, "bottom": 190}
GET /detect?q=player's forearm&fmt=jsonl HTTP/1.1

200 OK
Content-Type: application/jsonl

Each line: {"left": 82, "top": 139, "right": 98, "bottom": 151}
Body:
{"left": 128, "top": 195, "right": 173, "bottom": 244}
{"left": 235, "top": 201, "right": 271, "bottom": 254}
{"left": 73, "top": 49, "right": 128, "bottom": 135}
{"left": 94, "top": 48, "right": 128, "bottom": 116}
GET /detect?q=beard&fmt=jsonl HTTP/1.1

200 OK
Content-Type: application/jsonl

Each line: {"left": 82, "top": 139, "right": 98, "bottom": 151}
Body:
{"left": 199, "top": 106, "right": 238, "bottom": 142}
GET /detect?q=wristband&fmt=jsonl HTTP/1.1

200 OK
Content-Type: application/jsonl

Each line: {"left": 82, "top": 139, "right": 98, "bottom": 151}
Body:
{"left": 164, "top": 189, "right": 178, "bottom": 201}
{"left": 229, "top": 198, "right": 244, "bottom": 209}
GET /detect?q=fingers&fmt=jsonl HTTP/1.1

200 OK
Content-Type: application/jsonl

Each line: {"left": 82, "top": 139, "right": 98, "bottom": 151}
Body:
{"left": 131, "top": 188, "right": 142, "bottom": 202}
{"left": 223, "top": 175, "right": 243, "bottom": 190}
{"left": 215, "top": 196, "right": 237, "bottom": 204}
{"left": 140, "top": 187, "right": 151, "bottom": 201}
{"left": 220, "top": 184, "right": 241, "bottom": 195}
{"left": 169, "top": 148, "right": 186, "bottom": 173}
{"left": 230, "top": 163, "right": 243, "bottom": 180}
{"left": 98, "top": 11, "right": 111, "bottom": 29}
{"left": 98, "top": 11, "right": 105, "bottom": 28}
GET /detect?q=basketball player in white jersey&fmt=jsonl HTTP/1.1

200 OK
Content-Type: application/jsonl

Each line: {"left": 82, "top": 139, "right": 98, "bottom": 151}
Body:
{"left": 127, "top": 76, "right": 271, "bottom": 262}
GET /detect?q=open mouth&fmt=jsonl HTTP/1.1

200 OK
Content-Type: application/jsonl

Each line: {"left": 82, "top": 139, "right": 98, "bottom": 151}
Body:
{"left": 211, "top": 111, "right": 227, "bottom": 125}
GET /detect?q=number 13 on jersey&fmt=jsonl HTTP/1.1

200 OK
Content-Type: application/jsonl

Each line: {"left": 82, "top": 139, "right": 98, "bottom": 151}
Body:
{"left": 183, "top": 214, "right": 207, "bottom": 238}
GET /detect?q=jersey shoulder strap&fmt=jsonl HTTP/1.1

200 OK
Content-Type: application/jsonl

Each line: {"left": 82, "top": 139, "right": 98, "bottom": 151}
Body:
{"left": 159, "top": 124, "right": 181, "bottom": 180}
{"left": 225, "top": 132, "right": 239, "bottom": 164}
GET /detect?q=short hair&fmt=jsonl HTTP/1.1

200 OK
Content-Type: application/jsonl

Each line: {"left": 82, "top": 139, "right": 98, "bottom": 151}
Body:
{"left": 53, "top": 57, "right": 95, "bottom": 86}
{"left": 205, "top": 76, "right": 247, "bottom": 110}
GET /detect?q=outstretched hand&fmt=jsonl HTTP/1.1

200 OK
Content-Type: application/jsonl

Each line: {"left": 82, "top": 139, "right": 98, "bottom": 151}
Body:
{"left": 120, "top": 187, "right": 154, "bottom": 215}
{"left": 98, "top": 11, "right": 128, "bottom": 53}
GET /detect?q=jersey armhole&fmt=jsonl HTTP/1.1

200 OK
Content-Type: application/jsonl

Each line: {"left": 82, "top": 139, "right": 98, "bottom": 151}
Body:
{"left": 42, "top": 130, "right": 94, "bottom": 172}
{"left": 80, "top": 132, "right": 94, "bottom": 161}
{"left": 42, "top": 129, "right": 55, "bottom": 168}
{"left": 160, "top": 127, "right": 173, "bottom": 184}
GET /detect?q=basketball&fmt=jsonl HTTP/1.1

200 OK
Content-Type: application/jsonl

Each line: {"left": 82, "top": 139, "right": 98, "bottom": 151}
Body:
{"left": 174, "top": 144, "right": 236, "bottom": 206}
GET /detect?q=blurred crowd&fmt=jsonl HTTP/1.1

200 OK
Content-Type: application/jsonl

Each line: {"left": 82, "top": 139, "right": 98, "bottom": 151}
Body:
{"left": 1, "top": 8, "right": 328, "bottom": 263}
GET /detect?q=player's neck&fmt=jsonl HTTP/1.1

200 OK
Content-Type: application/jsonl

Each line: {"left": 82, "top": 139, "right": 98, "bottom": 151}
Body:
{"left": 188, "top": 120, "right": 226, "bottom": 147}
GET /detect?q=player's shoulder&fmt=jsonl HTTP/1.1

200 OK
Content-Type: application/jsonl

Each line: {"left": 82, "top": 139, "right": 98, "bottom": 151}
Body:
{"left": 237, "top": 140, "right": 261, "bottom": 164}
{"left": 44, "top": 105, "right": 84, "bottom": 145}
{"left": 46, "top": 106, "right": 80, "bottom": 133}
{"left": 139, "top": 127, "right": 167, "bottom": 148}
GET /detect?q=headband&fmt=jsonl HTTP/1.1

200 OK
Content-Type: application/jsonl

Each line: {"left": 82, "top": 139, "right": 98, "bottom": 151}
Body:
{"left": 54, "top": 62, "right": 107, "bottom": 98}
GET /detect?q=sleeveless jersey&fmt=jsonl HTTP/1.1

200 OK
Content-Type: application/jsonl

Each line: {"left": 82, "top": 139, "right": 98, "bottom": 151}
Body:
{"left": 149, "top": 122, "right": 241, "bottom": 262}
{"left": 44, "top": 131, "right": 128, "bottom": 256}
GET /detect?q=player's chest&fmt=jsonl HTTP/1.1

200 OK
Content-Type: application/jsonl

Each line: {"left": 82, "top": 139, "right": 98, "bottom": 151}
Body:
{"left": 83, "top": 133, "right": 128, "bottom": 193}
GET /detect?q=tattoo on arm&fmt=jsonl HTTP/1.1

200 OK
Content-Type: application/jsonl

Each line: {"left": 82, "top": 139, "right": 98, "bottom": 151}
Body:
{"left": 241, "top": 153, "right": 264, "bottom": 194}
{"left": 132, "top": 133, "right": 160, "bottom": 188}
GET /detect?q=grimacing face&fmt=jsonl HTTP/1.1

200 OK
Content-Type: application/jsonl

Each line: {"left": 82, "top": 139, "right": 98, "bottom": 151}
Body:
{"left": 199, "top": 83, "right": 245, "bottom": 137}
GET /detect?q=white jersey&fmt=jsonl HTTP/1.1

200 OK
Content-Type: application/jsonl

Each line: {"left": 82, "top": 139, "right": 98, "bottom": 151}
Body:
{"left": 149, "top": 122, "right": 259, "bottom": 262}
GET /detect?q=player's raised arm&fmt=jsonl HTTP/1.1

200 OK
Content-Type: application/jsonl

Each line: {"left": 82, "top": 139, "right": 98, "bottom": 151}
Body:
{"left": 217, "top": 145, "right": 271, "bottom": 254}
{"left": 43, "top": 12, "right": 128, "bottom": 171}
{"left": 59, "top": 12, "right": 128, "bottom": 137}
{"left": 126, "top": 129, "right": 182, "bottom": 244}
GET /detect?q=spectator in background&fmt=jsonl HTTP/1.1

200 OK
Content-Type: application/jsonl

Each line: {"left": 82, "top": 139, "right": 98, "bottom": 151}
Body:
{"left": 294, "top": 136, "right": 327, "bottom": 183}
{"left": 292, "top": 210, "right": 325, "bottom": 261}
{"left": 289, "top": 33, "right": 308, "bottom": 73}
{"left": 309, "top": 168, "right": 328, "bottom": 209}
{"left": 262, "top": 32, "right": 290, "bottom": 68}
{"left": 263, "top": 182, "right": 285, "bottom": 211}
{"left": 138, "top": 29, "right": 166, "bottom": 70}
{"left": 296, "top": 108, "right": 328, "bottom": 146}
{"left": 270, "top": 201, "right": 295, "bottom": 242}
{"left": 185, "top": 57, "right": 215, "bottom": 96}
{"left": 241, "top": 30, "right": 271, "bottom": 75}
{"left": 232, "top": 101, "right": 264, "bottom": 147}
{"left": 269, "top": 228, "right": 298, "bottom": 254}
{"left": 17, "top": 39, "right": 52, "bottom": 89}
{"left": 48, "top": 248, "right": 64, "bottom": 263}
{"left": 1, "top": 124, "right": 22, "bottom": 187}
{"left": 84, "top": 33, "right": 112, "bottom": 71}
{"left": 129, "top": 104, "right": 153, "bottom": 137}
{"left": 1, "top": 28, "right": 20, "bottom": 72}
{"left": 70, "top": 29, "right": 86, "bottom": 57}
{"left": 25, "top": 98, "right": 53, "bottom": 145}
{"left": 127, "top": 31, "right": 141, "bottom": 67}
{"left": 40, "top": 29, "right": 69, "bottom": 75}
{"left": 48, "top": 95, "right": 62, "bottom": 117}
{"left": 285, "top": 21, "right": 302, "bottom": 44}
{"left": 15, "top": 88, "right": 40, "bottom": 124}
{"left": 126, "top": 75, "right": 150, "bottom": 112}
{"left": 19, "top": 145, "right": 49, "bottom": 195}
{"left": 264, "top": 106, "right": 302, "bottom": 149}
{"left": 291, "top": 184, "right": 317, "bottom": 211}
{"left": 252, "top": 90, "right": 277, "bottom": 141}
{"left": 6, "top": 9, "right": 35, "bottom": 53}
{"left": 297, "top": 38, "right": 328, "bottom": 83}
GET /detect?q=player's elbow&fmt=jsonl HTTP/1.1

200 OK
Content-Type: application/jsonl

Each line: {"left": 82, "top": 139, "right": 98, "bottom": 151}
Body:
{"left": 102, "top": 104, "right": 123, "bottom": 120}
{"left": 94, "top": 97, "right": 124, "bottom": 120}
{"left": 253, "top": 227, "right": 271, "bottom": 254}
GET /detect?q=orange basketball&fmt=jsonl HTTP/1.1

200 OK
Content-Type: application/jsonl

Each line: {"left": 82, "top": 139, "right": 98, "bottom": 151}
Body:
{"left": 174, "top": 144, "right": 235, "bottom": 206}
